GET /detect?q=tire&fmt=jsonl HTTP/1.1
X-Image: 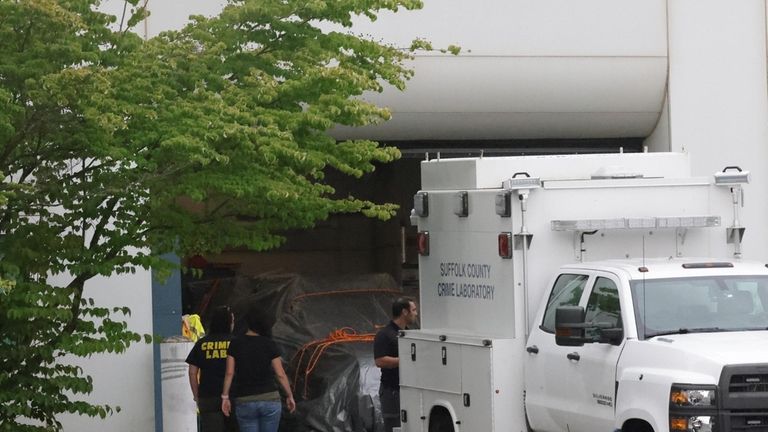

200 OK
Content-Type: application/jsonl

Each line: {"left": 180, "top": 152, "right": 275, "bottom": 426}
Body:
{"left": 621, "top": 419, "right": 654, "bottom": 432}
{"left": 428, "top": 408, "right": 455, "bottom": 432}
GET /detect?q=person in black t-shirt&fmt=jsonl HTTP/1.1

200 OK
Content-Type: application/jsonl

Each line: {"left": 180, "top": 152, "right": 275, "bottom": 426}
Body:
{"left": 221, "top": 309, "right": 296, "bottom": 432}
{"left": 374, "top": 297, "right": 418, "bottom": 432}
{"left": 186, "top": 305, "right": 238, "bottom": 432}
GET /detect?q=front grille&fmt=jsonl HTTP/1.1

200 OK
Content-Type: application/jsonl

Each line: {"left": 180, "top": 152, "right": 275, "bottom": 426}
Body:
{"left": 723, "top": 410, "right": 768, "bottom": 432}
{"left": 730, "top": 374, "right": 768, "bottom": 393}
{"left": 719, "top": 364, "right": 768, "bottom": 431}
{"left": 720, "top": 364, "right": 768, "bottom": 410}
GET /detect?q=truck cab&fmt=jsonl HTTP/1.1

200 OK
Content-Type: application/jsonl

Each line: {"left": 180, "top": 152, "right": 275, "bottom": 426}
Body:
{"left": 525, "top": 259, "right": 768, "bottom": 432}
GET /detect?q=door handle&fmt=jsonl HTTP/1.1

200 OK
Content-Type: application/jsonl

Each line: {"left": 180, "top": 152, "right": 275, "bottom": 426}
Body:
{"left": 526, "top": 345, "right": 539, "bottom": 354}
{"left": 567, "top": 352, "right": 581, "bottom": 361}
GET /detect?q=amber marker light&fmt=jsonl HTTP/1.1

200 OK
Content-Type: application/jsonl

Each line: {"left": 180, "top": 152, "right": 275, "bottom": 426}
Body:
{"left": 670, "top": 389, "right": 689, "bottom": 406}
{"left": 669, "top": 417, "right": 688, "bottom": 431}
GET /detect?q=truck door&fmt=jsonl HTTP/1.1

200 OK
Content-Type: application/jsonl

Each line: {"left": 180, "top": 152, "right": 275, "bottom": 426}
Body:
{"left": 565, "top": 274, "right": 625, "bottom": 432}
{"left": 525, "top": 273, "right": 591, "bottom": 432}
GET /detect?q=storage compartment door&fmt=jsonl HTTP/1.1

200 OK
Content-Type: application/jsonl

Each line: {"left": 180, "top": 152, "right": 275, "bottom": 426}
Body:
{"left": 459, "top": 345, "right": 494, "bottom": 431}
{"left": 400, "top": 339, "right": 462, "bottom": 394}
{"left": 399, "top": 387, "right": 424, "bottom": 432}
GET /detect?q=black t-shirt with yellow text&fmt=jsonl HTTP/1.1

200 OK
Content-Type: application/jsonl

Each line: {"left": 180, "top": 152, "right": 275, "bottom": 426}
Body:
{"left": 185, "top": 333, "right": 233, "bottom": 398}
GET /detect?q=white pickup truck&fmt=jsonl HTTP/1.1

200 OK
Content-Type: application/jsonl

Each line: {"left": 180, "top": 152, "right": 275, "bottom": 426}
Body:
{"left": 397, "top": 153, "right": 768, "bottom": 432}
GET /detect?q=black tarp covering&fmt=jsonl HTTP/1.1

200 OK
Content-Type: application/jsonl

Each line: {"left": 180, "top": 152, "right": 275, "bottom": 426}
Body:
{"left": 187, "top": 273, "right": 404, "bottom": 432}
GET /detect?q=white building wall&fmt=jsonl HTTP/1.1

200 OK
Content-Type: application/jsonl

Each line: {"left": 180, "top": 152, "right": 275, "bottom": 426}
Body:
{"left": 55, "top": 270, "right": 155, "bottom": 432}
{"left": 333, "top": 0, "right": 670, "bottom": 140}
{"left": 666, "top": 0, "right": 768, "bottom": 261}
{"left": 142, "top": 0, "right": 226, "bottom": 38}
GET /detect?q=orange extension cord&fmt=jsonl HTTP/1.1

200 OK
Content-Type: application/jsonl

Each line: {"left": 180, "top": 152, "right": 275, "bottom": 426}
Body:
{"left": 290, "top": 327, "right": 381, "bottom": 399}
{"left": 287, "top": 289, "right": 401, "bottom": 398}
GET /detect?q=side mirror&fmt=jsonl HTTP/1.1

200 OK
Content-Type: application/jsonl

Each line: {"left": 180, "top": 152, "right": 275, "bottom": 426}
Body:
{"left": 555, "top": 306, "right": 586, "bottom": 346}
{"left": 599, "top": 327, "right": 624, "bottom": 346}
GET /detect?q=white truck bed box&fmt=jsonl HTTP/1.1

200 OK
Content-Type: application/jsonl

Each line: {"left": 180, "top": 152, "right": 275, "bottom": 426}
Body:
{"left": 398, "top": 330, "right": 526, "bottom": 432}
{"left": 416, "top": 173, "right": 732, "bottom": 339}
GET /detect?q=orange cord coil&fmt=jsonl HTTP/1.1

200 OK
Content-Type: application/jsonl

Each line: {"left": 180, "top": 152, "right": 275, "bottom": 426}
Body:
{"left": 290, "top": 327, "right": 379, "bottom": 399}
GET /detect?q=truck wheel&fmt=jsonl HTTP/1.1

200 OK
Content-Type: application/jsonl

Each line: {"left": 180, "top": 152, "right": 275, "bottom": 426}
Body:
{"left": 622, "top": 419, "right": 654, "bottom": 432}
{"left": 428, "top": 407, "right": 455, "bottom": 432}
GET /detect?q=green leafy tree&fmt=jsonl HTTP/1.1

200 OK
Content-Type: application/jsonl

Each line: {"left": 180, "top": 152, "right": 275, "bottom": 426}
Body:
{"left": 0, "top": 0, "right": 426, "bottom": 429}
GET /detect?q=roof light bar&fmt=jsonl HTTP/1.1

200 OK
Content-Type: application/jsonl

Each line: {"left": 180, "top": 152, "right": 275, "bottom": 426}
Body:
{"left": 681, "top": 262, "right": 733, "bottom": 269}
{"left": 627, "top": 218, "right": 656, "bottom": 229}
{"left": 551, "top": 216, "right": 721, "bottom": 231}
{"left": 657, "top": 216, "right": 721, "bottom": 228}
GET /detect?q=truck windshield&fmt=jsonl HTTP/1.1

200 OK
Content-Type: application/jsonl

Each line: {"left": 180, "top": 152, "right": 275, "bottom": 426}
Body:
{"left": 630, "top": 276, "right": 768, "bottom": 339}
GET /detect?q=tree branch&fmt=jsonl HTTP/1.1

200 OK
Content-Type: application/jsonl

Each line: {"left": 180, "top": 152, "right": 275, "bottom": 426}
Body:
{"left": 18, "top": 18, "right": 35, "bottom": 53}
{"left": 207, "top": 198, "right": 232, "bottom": 217}
{"left": 0, "top": 105, "right": 42, "bottom": 167}
{"left": 88, "top": 197, "right": 120, "bottom": 250}
{"left": 118, "top": 1, "right": 129, "bottom": 33}
{"left": 61, "top": 272, "right": 95, "bottom": 336}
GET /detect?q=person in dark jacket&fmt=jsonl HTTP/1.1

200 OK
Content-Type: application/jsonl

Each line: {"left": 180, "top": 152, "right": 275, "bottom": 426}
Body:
{"left": 186, "top": 305, "right": 238, "bottom": 432}
{"left": 374, "top": 297, "right": 419, "bottom": 432}
{"left": 221, "top": 308, "right": 296, "bottom": 432}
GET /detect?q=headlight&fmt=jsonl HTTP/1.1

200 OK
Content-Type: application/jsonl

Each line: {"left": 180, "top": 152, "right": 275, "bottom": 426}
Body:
{"left": 670, "top": 386, "right": 717, "bottom": 407}
{"left": 669, "top": 415, "right": 716, "bottom": 432}
{"left": 669, "top": 384, "right": 718, "bottom": 432}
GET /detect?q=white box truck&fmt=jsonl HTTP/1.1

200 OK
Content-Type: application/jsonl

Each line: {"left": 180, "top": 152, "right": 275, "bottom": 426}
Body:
{"left": 398, "top": 152, "right": 768, "bottom": 432}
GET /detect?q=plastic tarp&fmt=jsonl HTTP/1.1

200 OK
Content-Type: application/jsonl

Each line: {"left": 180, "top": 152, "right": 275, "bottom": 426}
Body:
{"left": 187, "top": 273, "right": 404, "bottom": 432}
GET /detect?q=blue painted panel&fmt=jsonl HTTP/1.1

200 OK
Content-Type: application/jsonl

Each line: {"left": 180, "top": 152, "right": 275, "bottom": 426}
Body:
{"left": 151, "top": 254, "right": 182, "bottom": 432}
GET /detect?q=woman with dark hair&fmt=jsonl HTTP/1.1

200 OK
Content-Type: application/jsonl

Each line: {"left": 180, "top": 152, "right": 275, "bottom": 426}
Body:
{"left": 186, "top": 306, "right": 238, "bottom": 432}
{"left": 221, "top": 308, "right": 296, "bottom": 432}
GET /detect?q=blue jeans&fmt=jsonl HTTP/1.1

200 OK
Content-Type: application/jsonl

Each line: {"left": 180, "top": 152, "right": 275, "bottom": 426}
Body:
{"left": 234, "top": 400, "right": 281, "bottom": 432}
